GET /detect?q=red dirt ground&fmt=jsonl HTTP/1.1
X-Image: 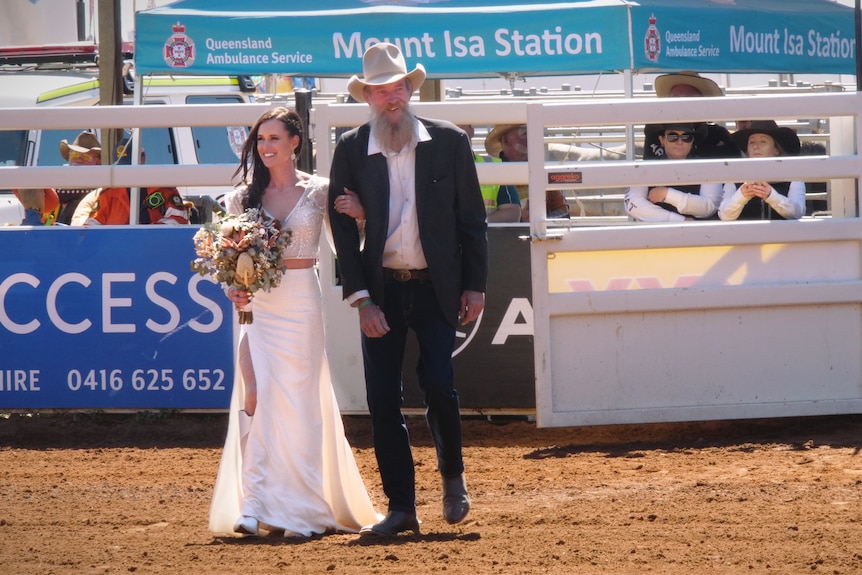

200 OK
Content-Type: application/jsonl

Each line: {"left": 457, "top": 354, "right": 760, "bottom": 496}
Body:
{"left": 2, "top": 411, "right": 861, "bottom": 574}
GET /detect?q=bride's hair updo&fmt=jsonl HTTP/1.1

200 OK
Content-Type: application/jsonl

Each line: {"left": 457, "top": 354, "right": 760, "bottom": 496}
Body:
{"left": 234, "top": 107, "right": 305, "bottom": 210}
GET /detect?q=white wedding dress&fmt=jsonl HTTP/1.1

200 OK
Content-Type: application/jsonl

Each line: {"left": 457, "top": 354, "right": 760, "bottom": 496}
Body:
{"left": 208, "top": 176, "right": 379, "bottom": 536}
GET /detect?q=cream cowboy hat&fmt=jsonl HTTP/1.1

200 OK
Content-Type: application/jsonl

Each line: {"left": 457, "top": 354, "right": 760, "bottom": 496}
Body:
{"left": 654, "top": 70, "right": 723, "bottom": 98}
{"left": 59, "top": 131, "right": 101, "bottom": 161}
{"left": 347, "top": 42, "right": 426, "bottom": 103}
{"left": 483, "top": 124, "right": 524, "bottom": 158}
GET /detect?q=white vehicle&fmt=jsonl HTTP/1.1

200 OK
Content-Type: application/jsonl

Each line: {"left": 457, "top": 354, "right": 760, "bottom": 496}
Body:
{"left": 0, "top": 43, "right": 257, "bottom": 225}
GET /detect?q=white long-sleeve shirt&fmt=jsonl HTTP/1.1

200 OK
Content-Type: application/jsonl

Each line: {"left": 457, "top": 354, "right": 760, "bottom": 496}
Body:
{"left": 625, "top": 183, "right": 723, "bottom": 222}
{"left": 346, "top": 117, "right": 432, "bottom": 305}
{"left": 718, "top": 181, "right": 806, "bottom": 221}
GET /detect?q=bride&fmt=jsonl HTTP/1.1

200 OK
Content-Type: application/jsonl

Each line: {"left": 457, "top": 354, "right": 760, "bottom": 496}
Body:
{"left": 208, "top": 106, "right": 379, "bottom": 537}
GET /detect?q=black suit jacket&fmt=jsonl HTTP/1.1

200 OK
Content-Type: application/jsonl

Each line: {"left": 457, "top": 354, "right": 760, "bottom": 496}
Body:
{"left": 328, "top": 117, "right": 488, "bottom": 328}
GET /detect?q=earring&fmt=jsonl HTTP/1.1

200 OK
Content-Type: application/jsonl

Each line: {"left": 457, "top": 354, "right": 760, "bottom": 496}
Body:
{"left": 290, "top": 152, "right": 296, "bottom": 161}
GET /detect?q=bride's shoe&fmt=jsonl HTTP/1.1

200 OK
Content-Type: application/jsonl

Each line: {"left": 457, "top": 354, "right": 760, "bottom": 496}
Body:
{"left": 233, "top": 515, "right": 259, "bottom": 536}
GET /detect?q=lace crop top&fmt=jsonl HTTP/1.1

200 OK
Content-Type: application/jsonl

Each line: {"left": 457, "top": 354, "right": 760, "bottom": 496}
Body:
{"left": 223, "top": 176, "right": 329, "bottom": 260}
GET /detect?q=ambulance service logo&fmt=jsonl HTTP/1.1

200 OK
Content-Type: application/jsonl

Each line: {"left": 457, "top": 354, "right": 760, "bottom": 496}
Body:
{"left": 227, "top": 127, "right": 248, "bottom": 160}
{"left": 164, "top": 22, "right": 195, "bottom": 68}
{"left": 644, "top": 14, "right": 660, "bottom": 63}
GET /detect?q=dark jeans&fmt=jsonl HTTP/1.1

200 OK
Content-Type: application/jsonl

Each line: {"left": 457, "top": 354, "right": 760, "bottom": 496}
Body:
{"left": 361, "top": 278, "right": 464, "bottom": 513}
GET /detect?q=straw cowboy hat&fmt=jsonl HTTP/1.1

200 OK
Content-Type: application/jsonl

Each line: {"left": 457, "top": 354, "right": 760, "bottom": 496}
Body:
{"left": 654, "top": 70, "right": 723, "bottom": 98}
{"left": 347, "top": 42, "right": 426, "bottom": 103}
{"left": 483, "top": 124, "right": 524, "bottom": 158}
{"left": 59, "top": 131, "right": 101, "bottom": 162}
{"left": 731, "top": 120, "right": 801, "bottom": 156}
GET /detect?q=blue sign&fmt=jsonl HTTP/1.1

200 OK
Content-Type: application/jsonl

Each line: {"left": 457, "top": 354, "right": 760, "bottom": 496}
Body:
{"left": 631, "top": 0, "right": 856, "bottom": 74}
{"left": 0, "top": 227, "right": 233, "bottom": 409}
{"left": 135, "top": 0, "right": 631, "bottom": 78}
{"left": 135, "top": 0, "right": 855, "bottom": 78}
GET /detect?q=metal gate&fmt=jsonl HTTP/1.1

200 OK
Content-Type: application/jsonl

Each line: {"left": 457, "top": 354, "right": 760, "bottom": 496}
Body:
{"left": 526, "top": 94, "right": 862, "bottom": 426}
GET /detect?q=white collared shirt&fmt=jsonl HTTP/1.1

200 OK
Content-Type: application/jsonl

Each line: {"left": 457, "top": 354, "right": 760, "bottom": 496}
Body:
{"left": 368, "top": 118, "right": 432, "bottom": 270}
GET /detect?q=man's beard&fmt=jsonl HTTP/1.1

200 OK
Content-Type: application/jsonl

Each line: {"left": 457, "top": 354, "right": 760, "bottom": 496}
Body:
{"left": 370, "top": 103, "right": 416, "bottom": 153}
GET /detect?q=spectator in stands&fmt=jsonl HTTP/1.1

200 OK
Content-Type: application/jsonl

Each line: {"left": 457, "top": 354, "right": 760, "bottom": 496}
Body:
{"left": 625, "top": 123, "right": 722, "bottom": 221}
{"left": 484, "top": 124, "right": 570, "bottom": 221}
{"left": 68, "top": 133, "right": 189, "bottom": 225}
{"left": 458, "top": 125, "right": 520, "bottom": 223}
{"left": 12, "top": 187, "right": 59, "bottom": 225}
{"left": 53, "top": 131, "right": 103, "bottom": 224}
{"left": 800, "top": 141, "right": 827, "bottom": 156}
{"left": 643, "top": 71, "right": 741, "bottom": 161}
{"left": 718, "top": 120, "right": 805, "bottom": 221}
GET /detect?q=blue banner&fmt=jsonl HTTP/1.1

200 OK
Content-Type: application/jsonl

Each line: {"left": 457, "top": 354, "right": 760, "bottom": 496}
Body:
{"left": 0, "top": 227, "right": 233, "bottom": 410}
{"left": 135, "top": 0, "right": 855, "bottom": 78}
{"left": 631, "top": 1, "right": 855, "bottom": 74}
{"left": 135, "top": 0, "right": 631, "bottom": 77}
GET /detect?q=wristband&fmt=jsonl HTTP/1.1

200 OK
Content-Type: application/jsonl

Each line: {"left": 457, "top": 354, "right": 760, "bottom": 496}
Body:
{"left": 357, "top": 299, "right": 373, "bottom": 311}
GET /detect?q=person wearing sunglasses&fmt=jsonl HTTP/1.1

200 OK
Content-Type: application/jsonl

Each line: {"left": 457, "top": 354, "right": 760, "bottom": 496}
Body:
{"left": 625, "top": 123, "right": 723, "bottom": 222}
{"left": 642, "top": 71, "right": 741, "bottom": 161}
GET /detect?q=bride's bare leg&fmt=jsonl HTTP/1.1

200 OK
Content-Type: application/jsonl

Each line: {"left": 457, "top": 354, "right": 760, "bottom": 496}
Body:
{"left": 238, "top": 334, "right": 257, "bottom": 416}
{"left": 234, "top": 333, "right": 260, "bottom": 536}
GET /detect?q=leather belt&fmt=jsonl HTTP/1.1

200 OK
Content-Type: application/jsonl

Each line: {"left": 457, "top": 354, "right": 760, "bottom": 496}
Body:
{"left": 383, "top": 268, "right": 432, "bottom": 282}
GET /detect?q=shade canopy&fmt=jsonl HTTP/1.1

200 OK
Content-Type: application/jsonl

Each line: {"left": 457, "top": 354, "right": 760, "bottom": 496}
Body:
{"left": 134, "top": 0, "right": 856, "bottom": 78}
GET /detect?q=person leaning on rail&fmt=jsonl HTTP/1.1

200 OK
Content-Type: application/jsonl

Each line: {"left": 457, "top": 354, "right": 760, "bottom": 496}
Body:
{"left": 718, "top": 120, "right": 805, "bottom": 221}
{"left": 457, "top": 124, "right": 520, "bottom": 223}
{"left": 625, "top": 122, "right": 722, "bottom": 222}
{"left": 484, "top": 123, "right": 570, "bottom": 221}
{"left": 11, "top": 187, "right": 59, "bottom": 226}
{"left": 66, "top": 132, "right": 189, "bottom": 226}
{"left": 642, "top": 71, "right": 742, "bottom": 161}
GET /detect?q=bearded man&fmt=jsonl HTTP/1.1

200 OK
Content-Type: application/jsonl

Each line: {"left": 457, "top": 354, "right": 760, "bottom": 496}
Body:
{"left": 328, "top": 43, "right": 488, "bottom": 537}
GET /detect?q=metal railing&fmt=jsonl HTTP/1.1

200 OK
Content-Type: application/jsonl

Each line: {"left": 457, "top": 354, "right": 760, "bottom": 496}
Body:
{"left": 1, "top": 91, "right": 857, "bottom": 222}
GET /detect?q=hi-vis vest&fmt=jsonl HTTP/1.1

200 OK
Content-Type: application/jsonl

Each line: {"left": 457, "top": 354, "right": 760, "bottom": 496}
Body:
{"left": 474, "top": 153, "right": 502, "bottom": 210}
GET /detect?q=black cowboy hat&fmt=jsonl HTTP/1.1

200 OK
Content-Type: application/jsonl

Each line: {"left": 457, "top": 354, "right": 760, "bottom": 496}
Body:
{"left": 731, "top": 120, "right": 801, "bottom": 156}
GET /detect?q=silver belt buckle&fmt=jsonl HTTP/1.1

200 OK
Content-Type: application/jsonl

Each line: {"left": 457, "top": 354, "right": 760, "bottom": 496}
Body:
{"left": 393, "top": 269, "right": 412, "bottom": 281}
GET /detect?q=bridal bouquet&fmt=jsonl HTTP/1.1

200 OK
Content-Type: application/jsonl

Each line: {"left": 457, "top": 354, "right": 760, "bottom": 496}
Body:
{"left": 191, "top": 208, "right": 291, "bottom": 324}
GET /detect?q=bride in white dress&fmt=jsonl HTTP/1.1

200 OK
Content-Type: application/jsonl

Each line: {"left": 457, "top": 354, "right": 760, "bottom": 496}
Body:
{"left": 208, "top": 107, "right": 379, "bottom": 537}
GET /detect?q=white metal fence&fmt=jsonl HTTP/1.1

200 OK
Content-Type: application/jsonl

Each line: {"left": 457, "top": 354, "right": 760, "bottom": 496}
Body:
{"left": 2, "top": 92, "right": 860, "bottom": 424}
